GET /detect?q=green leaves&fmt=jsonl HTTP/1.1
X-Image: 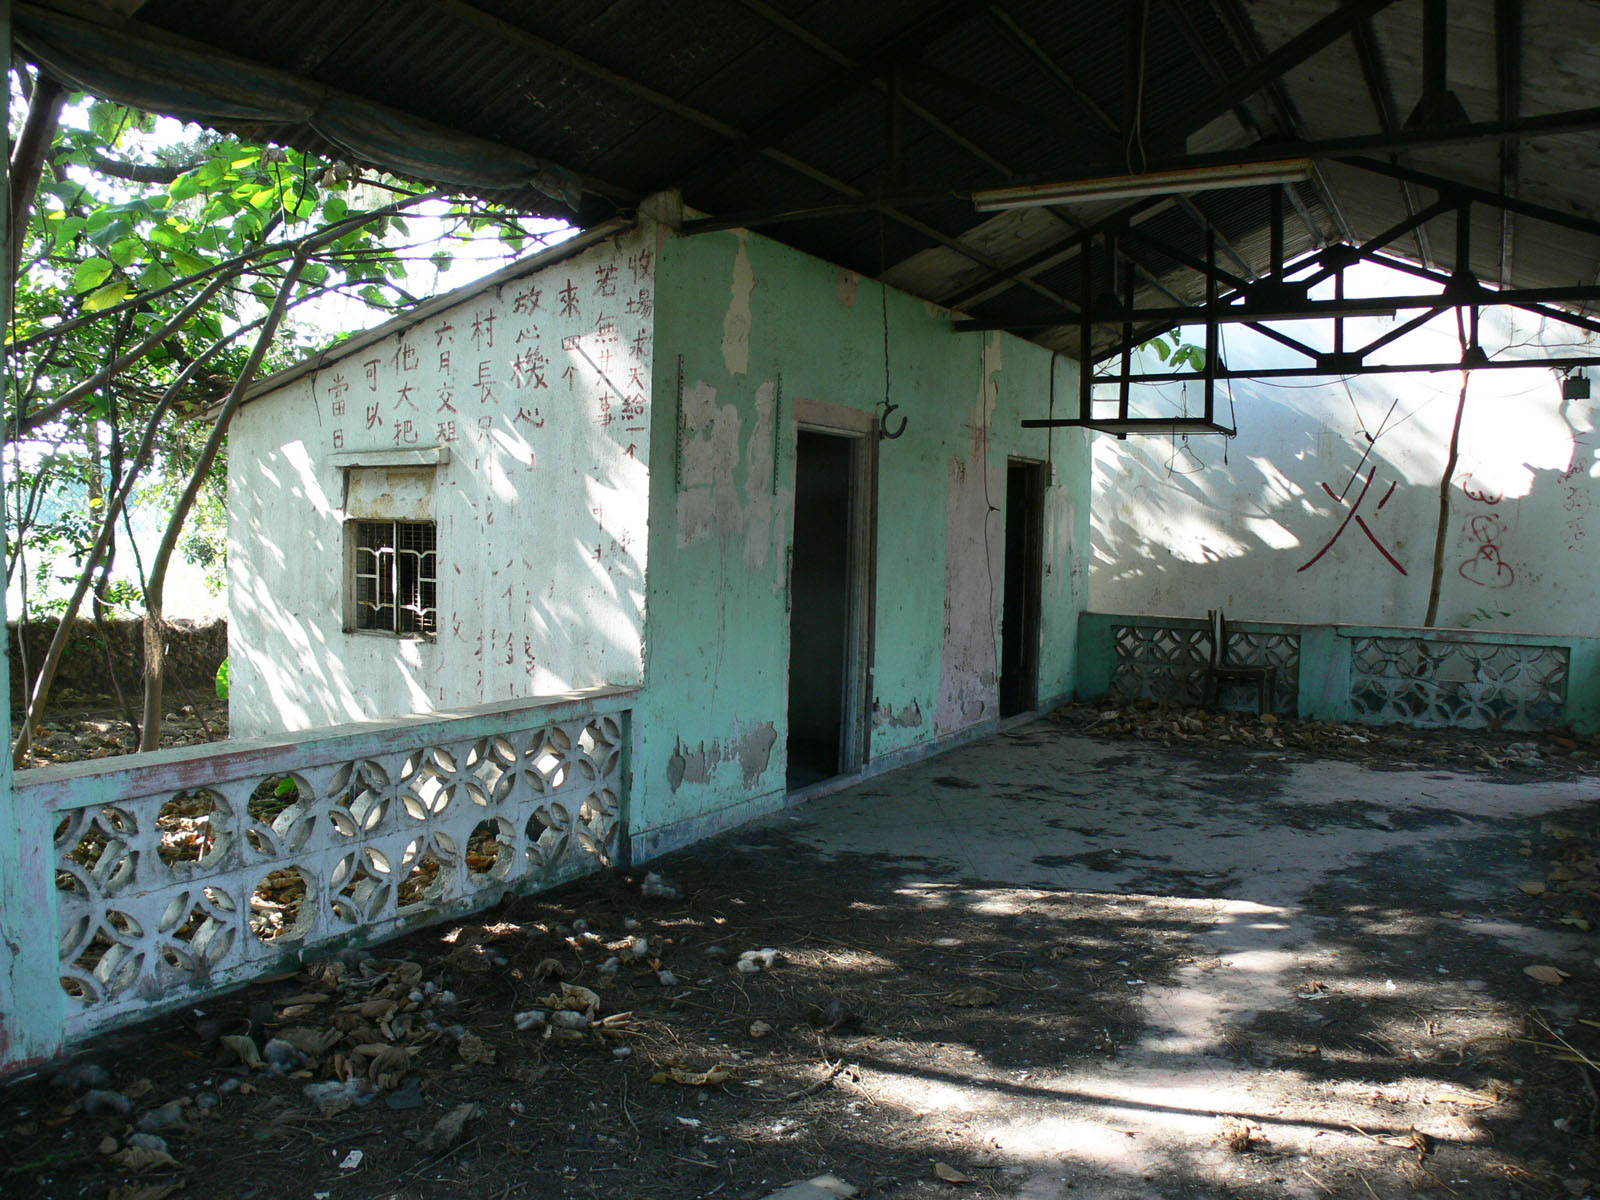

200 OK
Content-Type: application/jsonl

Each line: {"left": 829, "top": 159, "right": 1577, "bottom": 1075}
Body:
{"left": 71, "top": 257, "right": 114, "bottom": 293}
{"left": 1142, "top": 330, "right": 1207, "bottom": 372}
{"left": 170, "top": 248, "right": 210, "bottom": 277}
{"left": 83, "top": 280, "right": 131, "bottom": 312}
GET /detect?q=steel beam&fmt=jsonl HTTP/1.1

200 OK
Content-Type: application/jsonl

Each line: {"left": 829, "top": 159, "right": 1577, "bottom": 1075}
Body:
{"left": 952, "top": 284, "right": 1600, "bottom": 333}
{"left": 1342, "top": 156, "right": 1600, "bottom": 242}
{"left": 1495, "top": 0, "right": 1523, "bottom": 287}
{"left": 1066, "top": 354, "right": 1600, "bottom": 387}
{"left": 1164, "top": 0, "right": 1401, "bottom": 142}
{"left": 1345, "top": 0, "right": 1436, "bottom": 268}
{"left": 1055, "top": 105, "right": 1600, "bottom": 181}
{"left": 1165, "top": 0, "right": 1323, "bottom": 247}
{"left": 677, "top": 0, "right": 993, "bottom": 191}
{"left": 1212, "top": 0, "right": 1341, "bottom": 243}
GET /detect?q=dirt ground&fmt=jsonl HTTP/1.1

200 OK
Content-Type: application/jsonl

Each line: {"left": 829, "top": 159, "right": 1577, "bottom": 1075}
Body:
{"left": 14, "top": 696, "right": 230, "bottom": 767}
{"left": 6, "top": 702, "right": 1600, "bottom": 1199}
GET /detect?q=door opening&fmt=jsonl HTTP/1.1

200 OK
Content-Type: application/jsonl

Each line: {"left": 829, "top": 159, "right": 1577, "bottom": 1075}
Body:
{"left": 1000, "top": 460, "right": 1048, "bottom": 718}
{"left": 787, "top": 425, "right": 873, "bottom": 789}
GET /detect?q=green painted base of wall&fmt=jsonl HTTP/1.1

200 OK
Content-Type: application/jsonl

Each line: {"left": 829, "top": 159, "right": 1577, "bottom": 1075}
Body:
{"left": 1079, "top": 611, "right": 1600, "bottom": 733}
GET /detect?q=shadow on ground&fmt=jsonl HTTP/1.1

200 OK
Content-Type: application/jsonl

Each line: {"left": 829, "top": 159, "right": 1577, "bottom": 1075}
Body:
{"left": 5, "top": 713, "right": 1600, "bottom": 1199}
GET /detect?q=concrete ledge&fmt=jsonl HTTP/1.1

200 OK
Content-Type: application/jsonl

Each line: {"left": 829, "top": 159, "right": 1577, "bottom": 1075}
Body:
{"left": 628, "top": 695, "right": 1071, "bottom": 862}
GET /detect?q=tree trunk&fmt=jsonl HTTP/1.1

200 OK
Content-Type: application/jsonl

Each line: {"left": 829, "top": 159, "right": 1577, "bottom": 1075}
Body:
{"left": 8, "top": 74, "right": 66, "bottom": 275}
{"left": 11, "top": 348, "right": 231, "bottom": 765}
{"left": 1424, "top": 312, "right": 1473, "bottom": 627}
{"left": 139, "top": 249, "right": 310, "bottom": 751}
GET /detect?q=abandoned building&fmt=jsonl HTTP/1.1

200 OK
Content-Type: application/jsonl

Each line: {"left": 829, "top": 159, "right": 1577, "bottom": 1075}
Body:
{"left": 5, "top": 0, "right": 1600, "bottom": 1103}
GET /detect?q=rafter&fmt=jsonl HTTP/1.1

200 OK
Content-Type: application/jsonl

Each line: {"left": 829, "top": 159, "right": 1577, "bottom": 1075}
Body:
{"left": 1495, "top": 0, "right": 1523, "bottom": 287}
{"left": 1210, "top": 0, "right": 1349, "bottom": 244}
{"left": 1343, "top": 156, "right": 1600, "bottom": 242}
{"left": 426, "top": 0, "right": 1081, "bottom": 313}
{"left": 1343, "top": 0, "right": 1437, "bottom": 269}
{"left": 678, "top": 0, "right": 1003, "bottom": 193}
{"left": 1164, "top": 0, "right": 1322, "bottom": 248}
{"left": 1161, "top": 0, "right": 1401, "bottom": 144}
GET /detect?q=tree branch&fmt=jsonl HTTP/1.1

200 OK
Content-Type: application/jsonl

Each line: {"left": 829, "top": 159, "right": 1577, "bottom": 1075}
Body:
{"left": 139, "top": 247, "right": 312, "bottom": 750}
{"left": 9, "top": 74, "right": 68, "bottom": 275}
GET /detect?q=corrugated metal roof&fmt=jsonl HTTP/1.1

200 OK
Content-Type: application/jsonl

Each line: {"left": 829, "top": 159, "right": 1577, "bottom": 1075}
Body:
{"left": 20, "top": 0, "right": 1600, "bottom": 360}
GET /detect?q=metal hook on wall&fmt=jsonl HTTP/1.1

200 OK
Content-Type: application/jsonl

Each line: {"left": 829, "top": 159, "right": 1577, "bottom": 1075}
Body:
{"left": 878, "top": 398, "right": 907, "bottom": 440}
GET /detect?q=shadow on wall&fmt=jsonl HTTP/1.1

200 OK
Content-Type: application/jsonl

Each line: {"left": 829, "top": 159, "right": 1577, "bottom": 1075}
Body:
{"left": 231, "top": 428, "right": 648, "bottom": 734}
{"left": 1090, "top": 315, "right": 1600, "bottom": 635}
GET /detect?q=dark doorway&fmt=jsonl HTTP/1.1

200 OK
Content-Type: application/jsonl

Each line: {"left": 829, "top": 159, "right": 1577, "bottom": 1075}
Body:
{"left": 1000, "top": 460, "right": 1048, "bottom": 718}
{"left": 787, "top": 428, "right": 871, "bottom": 790}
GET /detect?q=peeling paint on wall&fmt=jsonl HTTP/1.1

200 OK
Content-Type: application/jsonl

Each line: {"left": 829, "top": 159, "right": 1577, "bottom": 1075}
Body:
{"left": 722, "top": 231, "right": 755, "bottom": 376}
{"left": 742, "top": 381, "right": 782, "bottom": 571}
{"left": 936, "top": 333, "right": 1005, "bottom": 734}
{"left": 872, "top": 697, "right": 924, "bottom": 728}
{"left": 666, "top": 721, "right": 778, "bottom": 792}
{"left": 678, "top": 381, "right": 742, "bottom": 548}
{"left": 676, "top": 376, "right": 790, "bottom": 574}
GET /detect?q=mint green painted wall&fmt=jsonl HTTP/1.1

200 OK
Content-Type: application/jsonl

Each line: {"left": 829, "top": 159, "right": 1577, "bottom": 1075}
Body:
{"left": 1, "top": 0, "right": 67, "bottom": 1069}
{"left": 631, "top": 224, "right": 1089, "bottom": 849}
{"left": 1077, "top": 611, "right": 1600, "bottom": 733}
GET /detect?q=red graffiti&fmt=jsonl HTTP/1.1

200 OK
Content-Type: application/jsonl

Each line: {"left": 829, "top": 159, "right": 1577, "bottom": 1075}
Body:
{"left": 1297, "top": 466, "right": 1407, "bottom": 575}
{"left": 1460, "top": 474, "right": 1502, "bottom": 505}
{"left": 1459, "top": 510, "right": 1514, "bottom": 589}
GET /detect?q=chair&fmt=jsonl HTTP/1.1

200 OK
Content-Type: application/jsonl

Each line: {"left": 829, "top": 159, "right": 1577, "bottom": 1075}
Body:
{"left": 1202, "top": 609, "right": 1277, "bottom": 715}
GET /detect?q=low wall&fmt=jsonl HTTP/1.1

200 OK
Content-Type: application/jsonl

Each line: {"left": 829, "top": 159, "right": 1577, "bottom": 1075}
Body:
{"left": 8, "top": 618, "right": 227, "bottom": 704}
{"left": 1078, "top": 612, "right": 1600, "bottom": 733}
{"left": 2, "top": 686, "right": 636, "bottom": 1073}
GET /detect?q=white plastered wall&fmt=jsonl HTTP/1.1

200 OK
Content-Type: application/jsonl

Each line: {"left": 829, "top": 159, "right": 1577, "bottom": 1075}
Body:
{"left": 1090, "top": 262, "right": 1600, "bottom": 635}
{"left": 227, "top": 226, "right": 656, "bottom": 736}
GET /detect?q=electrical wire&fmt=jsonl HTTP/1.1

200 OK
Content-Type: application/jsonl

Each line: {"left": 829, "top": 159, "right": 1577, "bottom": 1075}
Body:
{"left": 1125, "top": 0, "right": 1151, "bottom": 175}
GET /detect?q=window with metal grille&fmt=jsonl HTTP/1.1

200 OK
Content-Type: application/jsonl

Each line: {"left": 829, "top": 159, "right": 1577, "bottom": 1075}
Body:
{"left": 350, "top": 520, "right": 437, "bottom": 636}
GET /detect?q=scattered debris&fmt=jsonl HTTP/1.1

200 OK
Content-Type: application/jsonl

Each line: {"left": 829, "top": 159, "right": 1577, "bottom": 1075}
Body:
{"left": 126, "top": 1133, "right": 169, "bottom": 1156}
{"left": 755, "top": 1174, "right": 858, "bottom": 1200}
{"left": 457, "top": 1034, "right": 496, "bottom": 1065}
{"left": 945, "top": 985, "right": 999, "bottom": 1007}
{"left": 82, "top": 1088, "right": 132, "bottom": 1116}
{"left": 108, "top": 1184, "right": 181, "bottom": 1200}
{"left": 111, "top": 1144, "right": 180, "bottom": 1172}
{"left": 338, "top": 1149, "right": 364, "bottom": 1170}
{"left": 934, "top": 1161, "right": 975, "bottom": 1183}
{"left": 303, "top": 1078, "right": 377, "bottom": 1117}
{"left": 651, "top": 1063, "right": 731, "bottom": 1086}
{"left": 642, "top": 871, "right": 683, "bottom": 900}
{"left": 419, "top": 1103, "right": 483, "bottom": 1153}
{"left": 134, "top": 1101, "right": 187, "bottom": 1133}
{"left": 1055, "top": 698, "right": 1600, "bottom": 776}
{"left": 383, "top": 1079, "right": 426, "bottom": 1110}
{"left": 750, "top": 1020, "right": 774, "bottom": 1039}
{"left": 1526, "top": 964, "right": 1572, "bottom": 985}
{"left": 1217, "top": 1116, "right": 1267, "bottom": 1153}
{"left": 737, "top": 948, "right": 782, "bottom": 974}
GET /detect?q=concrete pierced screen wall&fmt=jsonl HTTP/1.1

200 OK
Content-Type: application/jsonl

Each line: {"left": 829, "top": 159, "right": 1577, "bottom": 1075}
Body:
{"left": 1081, "top": 612, "right": 1588, "bottom": 733}
{"left": 1110, "top": 621, "right": 1301, "bottom": 714}
{"left": 1349, "top": 636, "right": 1569, "bottom": 729}
{"left": 23, "top": 692, "right": 630, "bottom": 1041}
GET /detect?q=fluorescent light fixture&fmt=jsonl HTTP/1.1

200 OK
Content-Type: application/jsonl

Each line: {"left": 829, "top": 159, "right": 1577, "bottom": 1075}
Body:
{"left": 972, "top": 159, "right": 1315, "bottom": 211}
